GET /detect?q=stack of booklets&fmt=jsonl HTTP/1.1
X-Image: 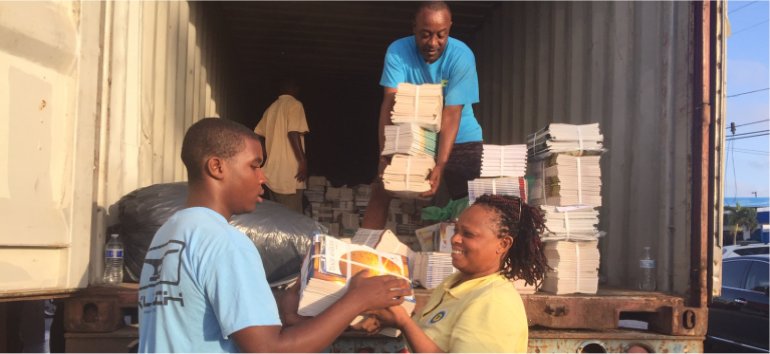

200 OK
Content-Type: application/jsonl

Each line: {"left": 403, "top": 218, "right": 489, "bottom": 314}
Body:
{"left": 298, "top": 234, "right": 416, "bottom": 337}
{"left": 414, "top": 222, "right": 454, "bottom": 253}
{"left": 391, "top": 83, "right": 443, "bottom": 132}
{"left": 413, "top": 252, "right": 456, "bottom": 289}
{"left": 352, "top": 228, "right": 415, "bottom": 261}
{"left": 528, "top": 154, "right": 602, "bottom": 207}
{"left": 480, "top": 144, "right": 528, "bottom": 177}
{"left": 539, "top": 240, "right": 600, "bottom": 295}
{"left": 305, "top": 176, "right": 327, "bottom": 203}
{"left": 468, "top": 177, "right": 528, "bottom": 205}
{"left": 382, "top": 155, "right": 435, "bottom": 196}
{"left": 382, "top": 123, "right": 437, "bottom": 157}
{"left": 527, "top": 123, "right": 604, "bottom": 160}
{"left": 540, "top": 205, "right": 601, "bottom": 241}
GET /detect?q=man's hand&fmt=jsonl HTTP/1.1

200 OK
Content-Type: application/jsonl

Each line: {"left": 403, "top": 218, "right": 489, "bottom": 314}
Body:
{"left": 295, "top": 160, "right": 308, "bottom": 183}
{"left": 419, "top": 164, "right": 443, "bottom": 198}
{"left": 344, "top": 270, "right": 412, "bottom": 312}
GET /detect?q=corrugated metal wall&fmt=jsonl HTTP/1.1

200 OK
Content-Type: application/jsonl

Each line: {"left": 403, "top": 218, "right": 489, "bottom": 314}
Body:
{"left": 472, "top": 2, "right": 695, "bottom": 293}
{"left": 91, "top": 1, "right": 237, "bottom": 283}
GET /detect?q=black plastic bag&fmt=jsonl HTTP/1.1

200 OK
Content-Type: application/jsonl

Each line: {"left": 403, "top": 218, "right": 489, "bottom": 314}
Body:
{"left": 117, "top": 182, "right": 320, "bottom": 286}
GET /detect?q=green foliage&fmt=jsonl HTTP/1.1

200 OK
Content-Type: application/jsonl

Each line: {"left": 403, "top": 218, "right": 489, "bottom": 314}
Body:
{"left": 725, "top": 203, "right": 759, "bottom": 245}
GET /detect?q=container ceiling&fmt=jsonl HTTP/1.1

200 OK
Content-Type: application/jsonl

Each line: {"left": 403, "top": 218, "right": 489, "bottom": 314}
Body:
{"left": 213, "top": 1, "right": 499, "bottom": 77}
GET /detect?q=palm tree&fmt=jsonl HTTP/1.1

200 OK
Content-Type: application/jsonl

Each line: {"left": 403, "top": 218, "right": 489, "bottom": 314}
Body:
{"left": 725, "top": 203, "right": 759, "bottom": 245}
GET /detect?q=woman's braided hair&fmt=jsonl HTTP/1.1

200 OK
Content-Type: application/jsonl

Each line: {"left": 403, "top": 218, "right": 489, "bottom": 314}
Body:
{"left": 473, "top": 194, "right": 549, "bottom": 286}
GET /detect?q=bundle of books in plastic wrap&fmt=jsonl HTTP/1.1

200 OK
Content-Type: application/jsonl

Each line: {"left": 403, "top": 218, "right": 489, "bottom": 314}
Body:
{"left": 382, "top": 83, "right": 442, "bottom": 198}
{"left": 527, "top": 123, "right": 605, "bottom": 295}
{"left": 468, "top": 144, "right": 529, "bottom": 205}
{"left": 298, "top": 231, "right": 416, "bottom": 337}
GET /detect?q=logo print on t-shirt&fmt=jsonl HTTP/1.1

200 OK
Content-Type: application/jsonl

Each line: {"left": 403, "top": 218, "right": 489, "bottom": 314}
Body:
{"left": 430, "top": 310, "right": 446, "bottom": 323}
{"left": 138, "top": 240, "right": 185, "bottom": 309}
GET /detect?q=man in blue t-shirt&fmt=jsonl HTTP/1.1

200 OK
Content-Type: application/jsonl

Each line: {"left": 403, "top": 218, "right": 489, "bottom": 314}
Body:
{"left": 362, "top": 1, "right": 484, "bottom": 229}
{"left": 138, "top": 118, "right": 411, "bottom": 353}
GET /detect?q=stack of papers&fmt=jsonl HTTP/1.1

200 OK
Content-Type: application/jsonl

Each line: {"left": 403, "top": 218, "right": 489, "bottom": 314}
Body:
{"left": 298, "top": 234, "right": 415, "bottom": 337}
{"left": 527, "top": 123, "right": 604, "bottom": 159}
{"left": 414, "top": 222, "right": 455, "bottom": 253}
{"left": 539, "top": 240, "right": 600, "bottom": 295}
{"left": 481, "top": 144, "right": 528, "bottom": 177}
{"left": 352, "top": 228, "right": 414, "bottom": 261}
{"left": 540, "top": 205, "right": 601, "bottom": 241}
{"left": 391, "top": 83, "right": 443, "bottom": 132}
{"left": 382, "top": 123, "right": 437, "bottom": 157}
{"left": 468, "top": 177, "right": 528, "bottom": 205}
{"left": 305, "top": 176, "right": 327, "bottom": 203}
{"left": 528, "top": 154, "right": 602, "bottom": 207}
{"left": 413, "top": 252, "right": 456, "bottom": 289}
{"left": 382, "top": 155, "right": 435, "bottom": 196}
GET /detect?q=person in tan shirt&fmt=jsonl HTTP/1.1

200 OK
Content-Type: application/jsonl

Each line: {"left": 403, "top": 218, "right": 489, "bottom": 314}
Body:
{"left": 255, "top": 79, "right": 309, "bottom": 213}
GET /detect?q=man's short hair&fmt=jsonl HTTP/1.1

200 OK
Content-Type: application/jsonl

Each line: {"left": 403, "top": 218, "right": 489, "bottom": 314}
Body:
{"left": 415, "top": 1, "right": 451, "bottom": 19}
{"left": 181, "top": 117, "right": 258, "bottom": 182}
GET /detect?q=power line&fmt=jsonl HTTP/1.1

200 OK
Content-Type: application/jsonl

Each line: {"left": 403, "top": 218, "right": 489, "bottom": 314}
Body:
{"left": 732, "top": 149, "right": 769, "bottom": 156}
{"left": 732, "top": 147, "right": 770, "bottom": 154}
{"left": 726, "top": 132, "right": 769, "bottom": 141}
{"left": 726, "top": 119, "right": 770, "bottom": 130}
{"left": 727, "top": 87, "right": 769, "bottom": 98}
{"left": 731, "top": 19, "right": 770, "bottom": 36}
{"left": 728, "top": 129, "right": 770, "bottom": 138}
{"left": 729, "top": 1, "right": 758, "bottom": 14}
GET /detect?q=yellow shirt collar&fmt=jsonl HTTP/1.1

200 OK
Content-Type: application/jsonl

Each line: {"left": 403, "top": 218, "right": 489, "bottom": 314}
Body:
{"left": 442, "top": 272, "right": 506, "bottom": 299}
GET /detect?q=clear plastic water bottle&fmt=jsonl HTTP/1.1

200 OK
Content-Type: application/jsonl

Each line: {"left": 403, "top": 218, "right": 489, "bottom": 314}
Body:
{"left": 103, "top": 233, "right": 124, "bottom": 285}
{"left": 638, "top": 246, "right": 656, "bottom": 291}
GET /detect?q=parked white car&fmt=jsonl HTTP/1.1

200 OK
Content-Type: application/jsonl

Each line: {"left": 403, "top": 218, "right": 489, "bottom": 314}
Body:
{"left": 722, "top": 243, "right": 770, "bottom": 258}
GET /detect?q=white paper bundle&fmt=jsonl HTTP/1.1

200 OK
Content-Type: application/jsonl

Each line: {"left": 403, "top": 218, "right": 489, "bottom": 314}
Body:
{"left": 298, "top": 234, "right": 415, "bottom": 337}
{"left": 383, "top": 154, "right": 435, "bottom": 196}
{"left": 413, "top": 252, "right": 456, "bottom": 289}
{"left": 540, "top": 205, "right": 601, "bottom": 241}
{"left": 539, "top": 240, "right": 600, "bottom": 295}
{"left": 528, "top": 123, "right": 604, "bottom": 159}
{"left": 391, "top": 83, "right": 443, "bottom": 132}
{"left": 468, "top": 177, "right": 528, "bottom": 205}
{"left": 382, "top": 123, "right": 437, "bottom": 157}
{"left": 481, "top": 144, "right": 528, "bottom": 177}
{"left": 528, "top": 155, "right": 602, "bottom": 207}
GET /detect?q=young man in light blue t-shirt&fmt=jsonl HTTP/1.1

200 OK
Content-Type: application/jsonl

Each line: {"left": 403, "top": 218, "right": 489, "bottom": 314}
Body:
{"left": 138, "top": 118, "right": 411, "bottom": 353}
{"left": 362, "top": 1, "right": 484, "bottom": 229}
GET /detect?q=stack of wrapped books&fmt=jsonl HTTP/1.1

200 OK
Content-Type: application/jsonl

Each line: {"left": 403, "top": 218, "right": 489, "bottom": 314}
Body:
{"left": 382, "top": 123, "right": 437, "bottom": 157}
{"left": 298, "top": 234, "right": 415, "bottom": 336}
{"left": 540, "top": 239, "right": 600, "bottom": 295}
{"left": 527, "top": 123, "right": 604, "bottom": 160}
{"left": 390, "top": 83, "right": 443, "bottom": 132}
{"left": 468, "top": 177, "right": 528, "bottom": 205}
{"left": 480, "top": 144, "right": 528, "bottom": 177}
{"left": 540, "top": 205, "right": 601, "bottom": 241}
{"left": 528, "top": 154, "right": 602, "bottom": 207}
{"left": 412, "top": 252, "right": 456, "bottom": 289}
{"left": 382, "top": 155, "right": 435, "bottom": 196}
{"left": 526, "top": 122, "right": 607, "bottom": 295}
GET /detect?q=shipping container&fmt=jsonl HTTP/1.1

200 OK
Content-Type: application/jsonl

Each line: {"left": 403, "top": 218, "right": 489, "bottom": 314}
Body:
{"left": 0, "top": 1, "right": 727, "bottom": 352}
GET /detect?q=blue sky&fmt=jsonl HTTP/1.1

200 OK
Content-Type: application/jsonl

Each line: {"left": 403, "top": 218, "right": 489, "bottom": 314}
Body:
{"left": 725, "top": 0, "right": 770, "bottom": 197}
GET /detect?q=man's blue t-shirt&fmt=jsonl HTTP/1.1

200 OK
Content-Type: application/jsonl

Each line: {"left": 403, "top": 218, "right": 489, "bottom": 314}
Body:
{"left": 138, "top": 207, "right": 281, "bottom": 353}
{"left": 380, "top": 36, "right": 482, "bottom": 143}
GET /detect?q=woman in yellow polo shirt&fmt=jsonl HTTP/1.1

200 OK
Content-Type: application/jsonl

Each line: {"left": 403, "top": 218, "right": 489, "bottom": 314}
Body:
{"left": 375, "top": 194, "right": 548, "bottom": 352}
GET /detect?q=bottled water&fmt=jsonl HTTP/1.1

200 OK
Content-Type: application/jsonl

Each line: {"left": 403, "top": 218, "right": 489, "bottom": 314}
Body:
{"left": 103, "top": 233, "right": 124, "bottom": 285}
{"left": 638, "top": 246, "right": 656, "bottom": 291}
